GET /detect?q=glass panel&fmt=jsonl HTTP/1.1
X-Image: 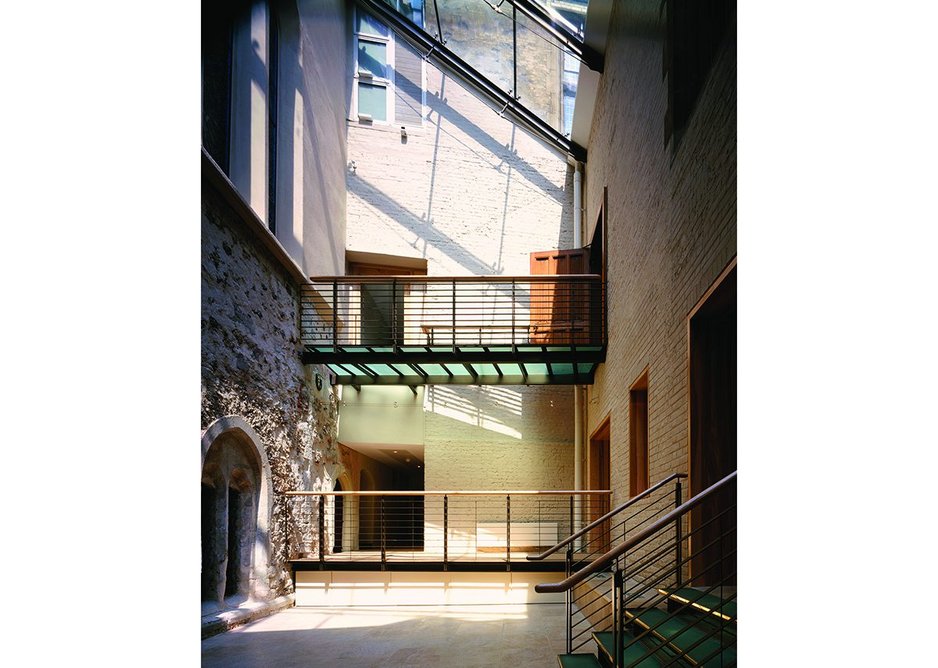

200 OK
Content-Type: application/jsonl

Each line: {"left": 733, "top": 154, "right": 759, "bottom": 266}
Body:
{"left": 357, "top": 11, "right": 389, "bottom": 37}
{"left": 358, "top": 82, "right": 388, "bottom": 121}
{"left": 398, "top": 0, "right": 424, "bottom": 27}
{"left": 358, "top": 40, "right": 387, "bottom": 78}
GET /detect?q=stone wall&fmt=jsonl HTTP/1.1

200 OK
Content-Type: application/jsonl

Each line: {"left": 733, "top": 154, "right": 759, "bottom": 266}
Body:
{"left": 201, "top": 170, "right": 340, "bottom": 597}
{"left": 583, "top": 2, "right": 737, "bottom": 508}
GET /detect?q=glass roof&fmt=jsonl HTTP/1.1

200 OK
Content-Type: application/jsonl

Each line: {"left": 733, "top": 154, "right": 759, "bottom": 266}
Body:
{"left": 373, "top": 0, "right": 590, "bottom": 140}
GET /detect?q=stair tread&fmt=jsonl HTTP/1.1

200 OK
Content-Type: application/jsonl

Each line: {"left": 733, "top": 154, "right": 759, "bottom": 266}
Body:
{"left": 558, "top": 653, "right": 603, "bottom": 668}
{"left": 592, "top": 631, "right": 669, "bottom": 667}
{"left": 626, "top": 609, "right": 736, "bottom": 667}
{"left": 658, "top": 587, "right": 737, "bottom": 621}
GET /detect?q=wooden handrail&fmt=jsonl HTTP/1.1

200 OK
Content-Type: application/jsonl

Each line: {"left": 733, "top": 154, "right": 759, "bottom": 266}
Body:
{"left": 527, "top": 473, "right": 687, "bottom": 561}
{"left": 534, "top": 471, "right": 736, "bottom": 593}
{"left": 285, "top": 489, "right": 613, "bottom": 496}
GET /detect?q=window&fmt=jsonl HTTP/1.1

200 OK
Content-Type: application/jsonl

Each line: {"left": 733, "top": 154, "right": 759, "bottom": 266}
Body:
{"left": 353, "top": 4, "right": 425, "bottom": 126}
{"left": 664, "top": 0, "right": 734, "bottom": 149}
{"left": 629, "top": 370, "right": 649, "bottom": 496}
{"left": 561, "top": 49, "right": 578, "bottom": 137}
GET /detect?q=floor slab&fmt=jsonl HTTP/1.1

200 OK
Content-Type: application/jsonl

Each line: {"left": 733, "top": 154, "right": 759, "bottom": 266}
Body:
{"left": 201, "top": 602, "right": 568, "bottom": 667}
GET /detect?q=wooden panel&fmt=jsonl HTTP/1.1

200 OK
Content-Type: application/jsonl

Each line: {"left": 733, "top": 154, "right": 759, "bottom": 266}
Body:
{"left": 529, "top": 248, "right": 591, "bottom": 344}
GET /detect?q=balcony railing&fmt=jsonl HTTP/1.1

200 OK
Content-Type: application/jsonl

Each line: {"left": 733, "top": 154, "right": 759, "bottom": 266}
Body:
{"left": 300, "top": 275, "right": 606, "bottom": 385}
{"left": 286, "top": 489, "right": 612, "bottom": 570}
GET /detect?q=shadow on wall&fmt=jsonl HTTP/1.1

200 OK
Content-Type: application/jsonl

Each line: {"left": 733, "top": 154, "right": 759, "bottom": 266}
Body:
{"left": 276, "top": 1, "right": 345, "bottom": 274}
{"left": 426, "top": 385, "right": 524, "bottom": 440}
{"left": 348, "top": 67, "right": 569, "bottom": 275}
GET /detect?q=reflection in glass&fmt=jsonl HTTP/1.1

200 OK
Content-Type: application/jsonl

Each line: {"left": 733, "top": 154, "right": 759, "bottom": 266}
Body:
{"left": 358, "top": 40, "right": 388, "bottom": 78}
{"left": 358, "top": 82, "right": 388, "bottom": 121}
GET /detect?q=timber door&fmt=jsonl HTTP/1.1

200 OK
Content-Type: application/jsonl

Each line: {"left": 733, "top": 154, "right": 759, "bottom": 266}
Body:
{"left": 587, "top": 418, "right": 611, "bottom": 554}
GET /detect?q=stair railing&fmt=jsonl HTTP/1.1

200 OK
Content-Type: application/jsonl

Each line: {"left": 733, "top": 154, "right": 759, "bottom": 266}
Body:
{"left": 528, "top": 473, "right": 686, "bottom": 655}
{"left": 536, "top": 471, "right": 737, "bottom": 667}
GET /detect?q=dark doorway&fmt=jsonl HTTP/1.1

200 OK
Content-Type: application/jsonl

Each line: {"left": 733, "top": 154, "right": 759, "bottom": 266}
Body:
{"left": 225, "top": 487, "right": 243, "bottom": 597}
{"left": 333, "top": 480, "right": 344, "bottom": 554}
{"left": 689, "top": 264, "right": 737, "bottom": 585}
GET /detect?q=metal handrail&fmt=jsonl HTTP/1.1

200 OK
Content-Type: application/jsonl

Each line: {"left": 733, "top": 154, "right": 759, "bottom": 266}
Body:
{"left": 535, "top": 470, "right": 737, "bottom": 593}
{"left": 308, "top": 274, "right": 602, "bottom": 282}
{"left": 286, "top": 489, "right": 611, "bottom": 496}
{"left": 527, "top": 473, "right": 687, "bottom": 561}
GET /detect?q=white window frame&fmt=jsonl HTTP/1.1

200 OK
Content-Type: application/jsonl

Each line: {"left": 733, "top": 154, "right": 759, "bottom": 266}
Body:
{"left": 352, "top": 6, "right": 426, "bottom": 127}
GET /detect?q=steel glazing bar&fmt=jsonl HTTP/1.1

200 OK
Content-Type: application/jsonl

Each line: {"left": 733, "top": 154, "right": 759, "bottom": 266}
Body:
{"left": 355, "top": 0, "right": 585, "bottom": 161}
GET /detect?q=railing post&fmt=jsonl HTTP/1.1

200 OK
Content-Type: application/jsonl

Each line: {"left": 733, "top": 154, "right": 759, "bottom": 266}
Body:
{"left": 318, "top": 493, "right": 325, "bottom": 569}
{"left": 506, "top": 494, "right": 511, "bottom": 572}
{"left": 565, "top": 545, "right": 573, "bottom": 654}
{"left": 443, "top": 494, "right": 449, "bottom": 571}
{"left": 613, "top": 568, "right": 623, "bottom": 668}
{"left": 675, "top": 479, "right": 683, "bottom": 588}
{"left": 452, "top": 279, "right": 457, "bottom": 354}
{"left": 511, "top": 280, "right": 516, "bottom": 348}
{"left": 569, "top": 494, "right": 575, "bottom": 555}
{"left": 391, "top": 278, "right": 398, "bottom": 350}
{"left": 380, "top": 496, "right": 387, "bottom": 570}
{"left": 332, "top": 281, "right": 338, "bottom": 352}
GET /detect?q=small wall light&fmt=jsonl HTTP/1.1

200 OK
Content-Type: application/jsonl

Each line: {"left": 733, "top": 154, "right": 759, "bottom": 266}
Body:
{"left": 401, "top": 126, "right": 407, "bottom": 140}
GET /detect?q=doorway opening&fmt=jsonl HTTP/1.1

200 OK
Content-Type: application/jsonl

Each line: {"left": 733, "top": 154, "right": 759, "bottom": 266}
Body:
{"left": 688, "top": 262, "right": 737, "bottom": 585}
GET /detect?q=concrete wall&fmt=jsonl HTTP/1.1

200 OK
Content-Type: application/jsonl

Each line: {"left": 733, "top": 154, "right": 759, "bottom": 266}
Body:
{"left": 202, "top": 163, "right": 340, "bottom": 597}
{"left": 583, "top": 1, "right": 737, "bottom": 508}
{"left": 345, "top": 16, "right": 577, "bottom": 494}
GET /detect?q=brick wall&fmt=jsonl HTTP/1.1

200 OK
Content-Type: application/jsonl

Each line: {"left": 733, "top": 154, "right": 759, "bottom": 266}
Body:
{"left": 584, "top": 5, "right": 737, "bottom": 509}
{"left": 345, "top": 33, "right": 577, "bottom": 494}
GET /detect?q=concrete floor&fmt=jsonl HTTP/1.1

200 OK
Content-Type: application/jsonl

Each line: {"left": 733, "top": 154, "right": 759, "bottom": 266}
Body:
{"left": 201, "top": 602, "right": 570, "bottom": 667}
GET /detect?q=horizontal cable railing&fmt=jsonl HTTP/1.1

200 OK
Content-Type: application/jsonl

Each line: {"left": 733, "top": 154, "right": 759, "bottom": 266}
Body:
{"left": 301, "top": 275, "right": 606, "bottom": 351}
{"left": 285, "top": 489, "right": 612, "bottom": 570}
{"left": 526, "top": 474, "right": 686, "bottom": 655}
{"left": 535, "top": 472, "right": 737, "bottom": 667}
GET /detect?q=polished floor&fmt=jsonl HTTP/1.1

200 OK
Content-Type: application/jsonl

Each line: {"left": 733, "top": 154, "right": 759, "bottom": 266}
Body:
{"left": 201, "top": 602, "right": 570, "bottom": 667}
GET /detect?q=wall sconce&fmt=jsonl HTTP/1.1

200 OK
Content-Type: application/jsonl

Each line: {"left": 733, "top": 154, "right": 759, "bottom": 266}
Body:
{"left": 400, "top": 126, "right": 407, "bottom": 140}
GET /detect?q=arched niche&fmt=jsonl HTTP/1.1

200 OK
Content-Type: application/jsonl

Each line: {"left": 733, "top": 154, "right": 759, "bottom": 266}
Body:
{"left": 201, "top": 416, "right": 273, "bottom": 605}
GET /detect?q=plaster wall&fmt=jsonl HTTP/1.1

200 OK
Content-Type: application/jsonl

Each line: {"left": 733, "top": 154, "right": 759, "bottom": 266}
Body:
{"left": 583, "top": 2, "right": 736, "bottom": 509}
{"left": 227, "top": 0, "right": 349, "bottom": 277}
{"left": 275, "top": 0, "right": 349, "bottom": 276}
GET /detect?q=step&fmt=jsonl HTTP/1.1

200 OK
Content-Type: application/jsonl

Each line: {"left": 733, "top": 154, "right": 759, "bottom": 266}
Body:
{"left": 657, "top": 588, "right": 737, "bottom": 622}
{"left": 592, "top": 630, "right": 671, "bottom": 667}
{"left": 558, "top": 653, "right": 603, "bottom": 668}
{"left": 626, "top": 609, "right": 736, "bottom": 667}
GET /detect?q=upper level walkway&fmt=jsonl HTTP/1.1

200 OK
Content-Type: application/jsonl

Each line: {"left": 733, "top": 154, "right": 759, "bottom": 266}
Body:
{"left": 301, "top": 275, "right": 606, "bottom": 386}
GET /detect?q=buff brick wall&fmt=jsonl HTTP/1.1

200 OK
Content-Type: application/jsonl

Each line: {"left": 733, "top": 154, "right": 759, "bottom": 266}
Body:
{"left": 345, "top": 38, "right": 577, "bottom": 494}
{"left": 584, "top": 5, "right": 737, "bottom": 511}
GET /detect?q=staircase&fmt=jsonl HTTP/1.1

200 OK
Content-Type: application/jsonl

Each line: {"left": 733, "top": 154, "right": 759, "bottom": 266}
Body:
{"left": 533, "top": 472, "right": 737, "bottom": 667}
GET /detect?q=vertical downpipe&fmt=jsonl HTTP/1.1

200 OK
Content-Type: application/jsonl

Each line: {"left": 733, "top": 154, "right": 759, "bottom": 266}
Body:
{"left": 572, "top": 162, "right": 584, "bottom": 546}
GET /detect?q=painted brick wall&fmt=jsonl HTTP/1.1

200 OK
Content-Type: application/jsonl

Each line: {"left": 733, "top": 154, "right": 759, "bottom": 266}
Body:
{"left": 584, "top": 5, "right": 737, "bottom": 509}
{"left": 344, "top": 33, "right": 577, "bottom": 494}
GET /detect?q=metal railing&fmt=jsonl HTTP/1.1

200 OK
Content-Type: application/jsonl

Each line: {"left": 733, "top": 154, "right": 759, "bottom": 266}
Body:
{"left": 301, "top": 275, "right": 605, "bottom": 352}
{"left": 536, "top": 472, "right": 737, "bottom": 667}
{"left": 527, "top": 474, "right": 687, "bottom": 655}
{"left": 285, "top": 489, "right": 611, "bottom": 570}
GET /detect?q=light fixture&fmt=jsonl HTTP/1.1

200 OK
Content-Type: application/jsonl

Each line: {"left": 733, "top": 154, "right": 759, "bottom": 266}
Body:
{"left": 401, "top": 126, "right": 407, "bottom": 139}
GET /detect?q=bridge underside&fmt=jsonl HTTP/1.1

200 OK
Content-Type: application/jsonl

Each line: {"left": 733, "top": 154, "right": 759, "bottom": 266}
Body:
{"left": 304, "top": 345, "right": 604, "bottom": 386}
